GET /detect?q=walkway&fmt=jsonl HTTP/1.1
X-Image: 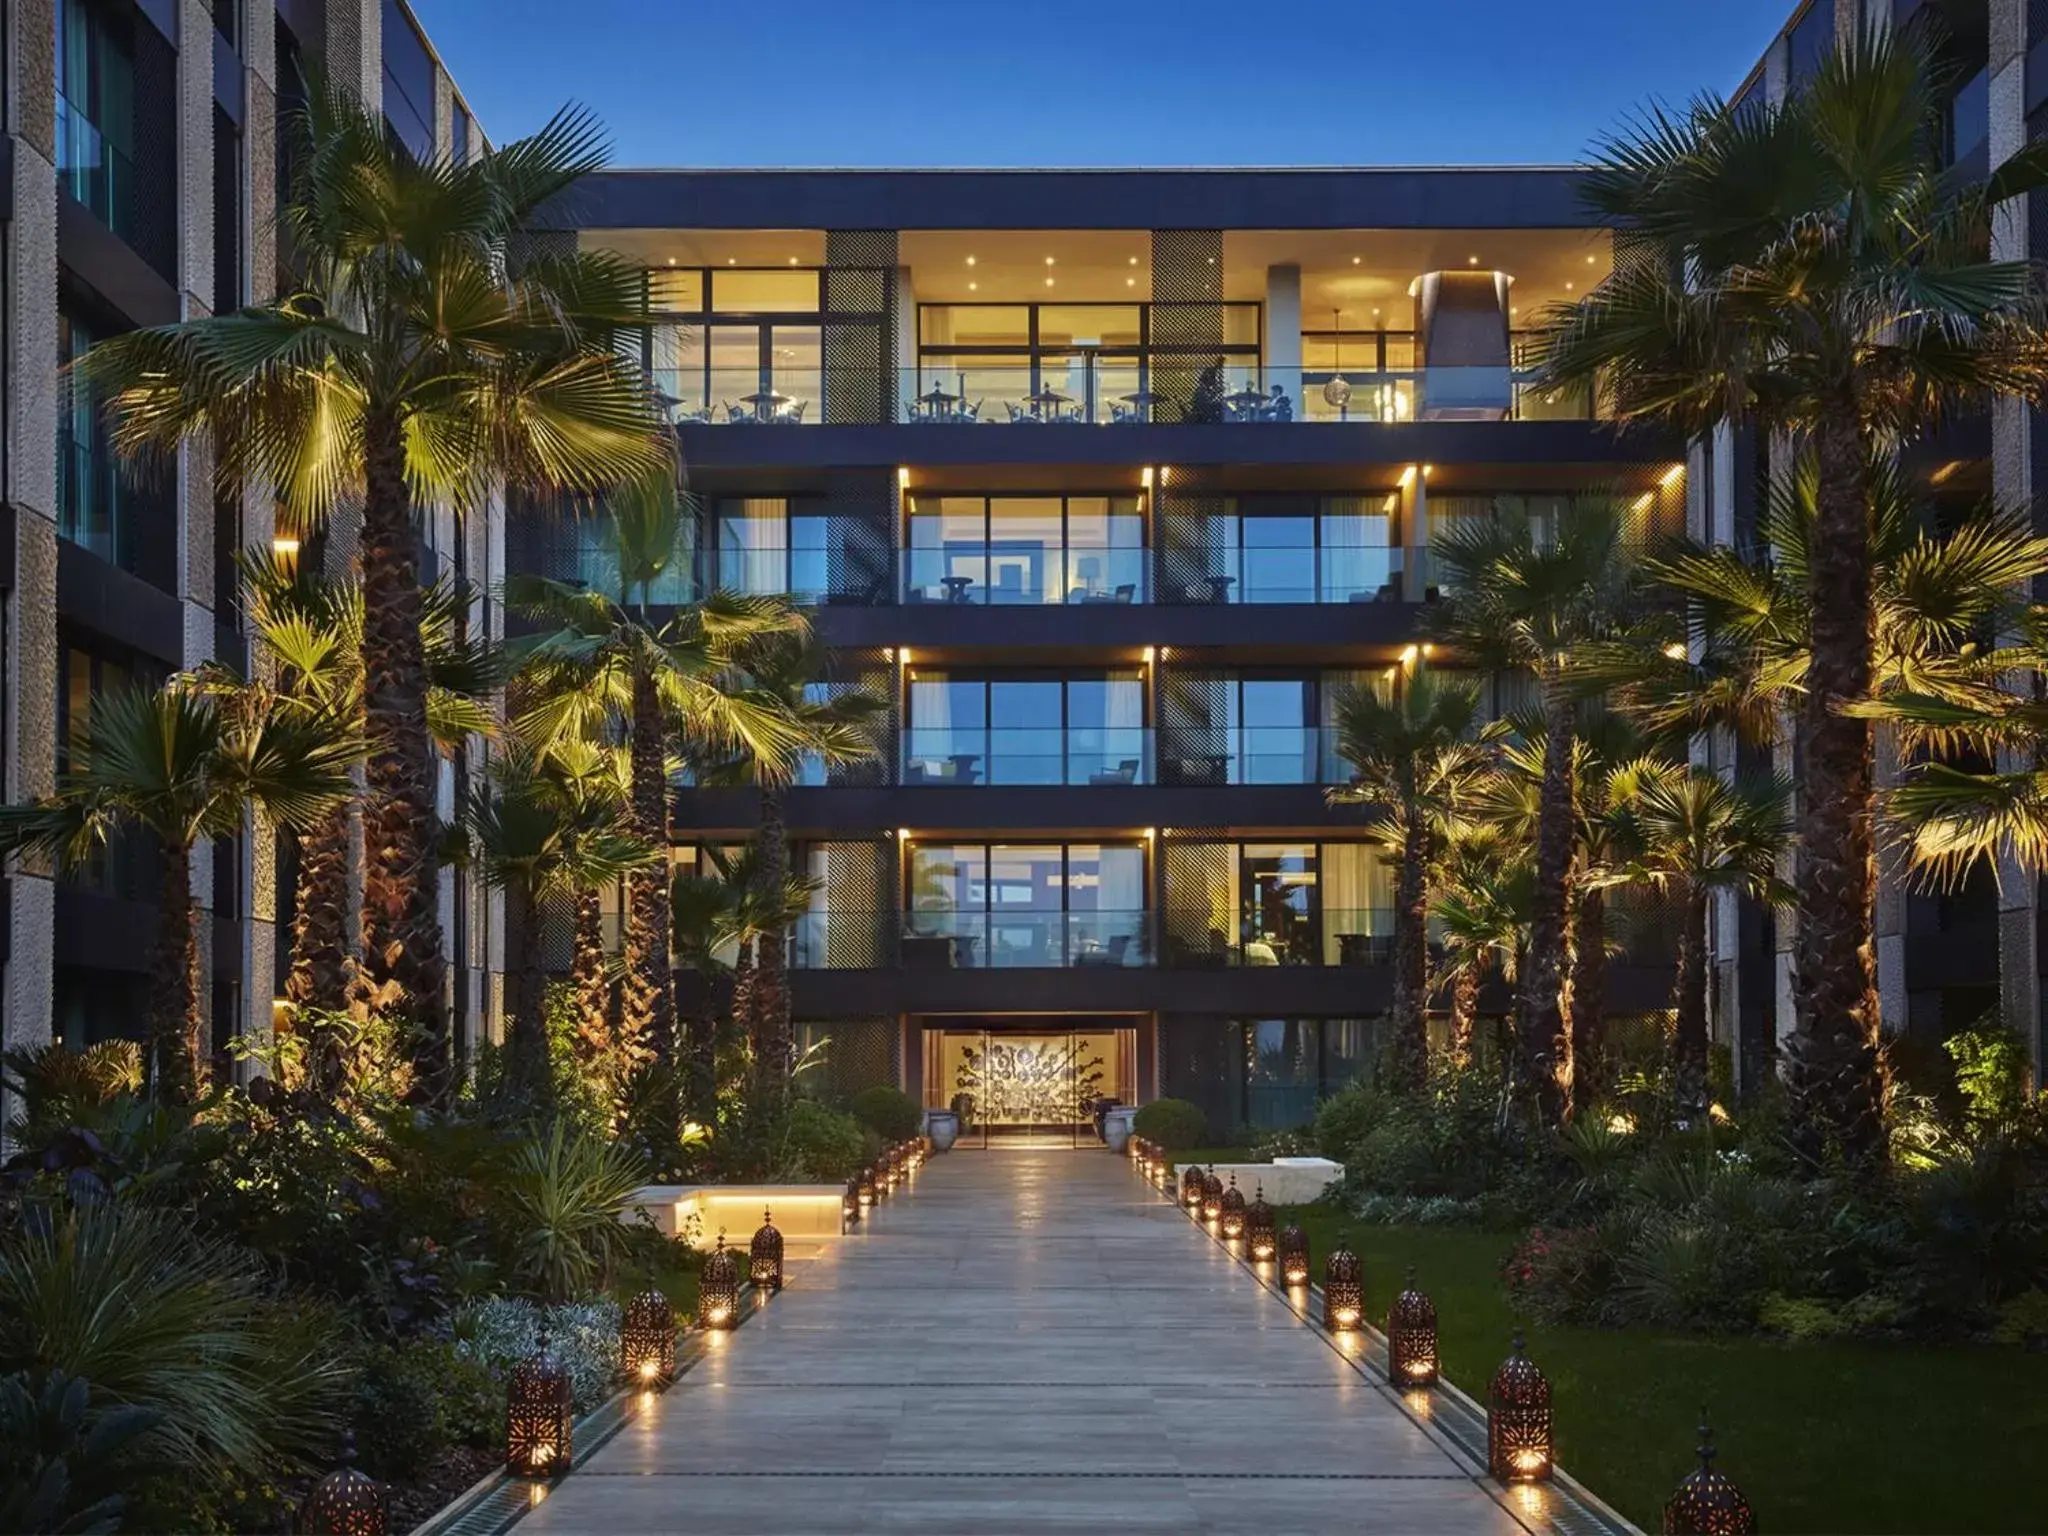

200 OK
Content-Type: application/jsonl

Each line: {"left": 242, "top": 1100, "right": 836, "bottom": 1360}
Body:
{"left": 521, "top": 1150, "right": 1532, "bottom": 1534}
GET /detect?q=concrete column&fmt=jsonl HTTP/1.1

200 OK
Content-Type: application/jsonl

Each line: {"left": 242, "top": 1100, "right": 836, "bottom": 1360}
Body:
{"left": 1264, "top": 265, "right": 1301, "bottom": 417}
{"left": 1400, "top": 466, "right": 1428, "bottom": 602}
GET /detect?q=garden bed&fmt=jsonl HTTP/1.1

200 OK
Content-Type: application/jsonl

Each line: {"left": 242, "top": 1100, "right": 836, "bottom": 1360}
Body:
{"left": 1278, "top": 1209, "right": 2048, "bottom": 1535}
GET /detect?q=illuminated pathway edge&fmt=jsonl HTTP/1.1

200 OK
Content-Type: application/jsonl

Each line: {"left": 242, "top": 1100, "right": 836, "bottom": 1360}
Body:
{"left": 510, "top": 1148, "right": 1628, "bottom": 1535}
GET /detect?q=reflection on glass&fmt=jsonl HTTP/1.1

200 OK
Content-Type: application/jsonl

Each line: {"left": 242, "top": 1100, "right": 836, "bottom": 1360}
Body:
{"left": 711, "top": 268, "right": 821, "bottom": 313}
{"left": 714, "top": 498, "right": 787, "bottom": 596}
{"left": 1241, "top": 843, "right": 1317, "bottom": 966}
{"left": 905, "top": 496, "right": 1147, "bottom": 605}
{"left": 903, "top": 841, "right": 1148, "bottom": 967}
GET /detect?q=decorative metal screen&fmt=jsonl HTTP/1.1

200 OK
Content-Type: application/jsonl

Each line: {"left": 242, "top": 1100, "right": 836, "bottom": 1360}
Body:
{"left": 799, "top": 1016, "right": 900, "bottom": 1101}
{"left": 1155, "top": 466, "right": 1229, "bottom": 602}
{"left": 1157, "top": 669, "right": 1231, "bottom": 786}
{"left": 823, "top": 230, "right": 897, "bottom": 425}
{"left": 1149, "top": 230, "right": 1224, "bottom": 422}
{"left": 817, "top": 469, "right": 896, "bottom": 606}
{"left": 821, "top": 644, "right": 897, "bottom": 785}
{"left": 129, "top": 24, "right": 179, "bottom": 281}
{"left": 797, "top": 839, "right": 894, "bottom": 967}
{"left": 1160, "top": 837, "right": 1232, "bottom": 964}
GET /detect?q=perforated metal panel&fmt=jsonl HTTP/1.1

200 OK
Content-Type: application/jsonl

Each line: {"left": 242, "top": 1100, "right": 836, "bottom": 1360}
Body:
{"left": 1148, "top": 230, "right": 1224, "bottom": 423}
{"left": 816, "top": 470, "right": 896, "bottom": 606}
{"left": 1157, "top": 669, "right": 1230, "bottom": 785}
{"left": 129, "top": 24, "right": 179, "bottom": 281}
{"left": 799, "top": 840, "right": 894, "bottom": 966}
{"left": 823, "top": 231, "right": 897, "bottom": 425}
{"left": 799, "top": 1016, "right": 901, "bottom": 1100}
{"left": 1155, "top": 466, "right": 1229, "bottom": 603}
{"left": 1161, "top": 838, "right": 1232, "bottom": 964}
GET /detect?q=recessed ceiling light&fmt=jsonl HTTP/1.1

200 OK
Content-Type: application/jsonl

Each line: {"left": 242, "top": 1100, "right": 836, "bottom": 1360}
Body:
{"left": 1510, "top": 305, "right": 1519, "bottom": 314}
{"left": 968, "top": 281, "right": 978, "bottom": 291}
{"left": 1565, "top": 281, "right": 1574, "bottom": 291}
{"left": 727, "top": 257, "right": 736, "bottom": 265}
{"left": 1126, "top": 277, "right": 1135, "bottom": 287}
{"left": 1129, "top": 256, "right": 1139, "bottom": 266}
{"left": 1586, "top": 255, "right": 1597, "bottom": 265}
{"left": 966, "top": 255, "right": 977, "bottom": 266}
{"left": 788, "top": 256, "right": 798, "bottom": 266}
{"left": 666, "top": 257, "right": 675, "bottom": 266}
{"left": 1045, "top": 277, "right": 1055, "bottom": 287}
{"left": 1468, "top": 255, "right": 1479, "bottom": 265}
{"left": 1045, "top": 256, "right": 1055, "bottom": 266}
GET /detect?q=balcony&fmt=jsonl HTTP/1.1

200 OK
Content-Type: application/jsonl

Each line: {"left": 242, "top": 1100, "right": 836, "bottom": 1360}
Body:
{"left": 58, "top": 431, "right": 129, "bottom": 569}
{"left": 900, "top": 909, "right": 1152, "bottom": 970}
{"left": 903, "top": 727, "right": 1150, "bottom": 787}
{"left": 57, "top": 94, "right": 135, "bottom": 243}
{"left": 1156, "top": 727, "right": 1352, "bottom": 787}
{"left": 1161, "top": 908, "right": 1394, "bottom": 968}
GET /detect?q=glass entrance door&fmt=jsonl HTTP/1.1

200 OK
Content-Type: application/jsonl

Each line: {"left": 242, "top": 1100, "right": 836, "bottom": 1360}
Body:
{"left": 923, "top": 1023, "right": 1137, "bottom": 1148}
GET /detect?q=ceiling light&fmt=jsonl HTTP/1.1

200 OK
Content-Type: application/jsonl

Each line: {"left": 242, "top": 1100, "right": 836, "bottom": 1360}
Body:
{"left": 1045, "top": 277, "right": 1055, "bottom": 287}
{"left": 727, "top": 257, "right": 736, "bottom": 265}
{"left": 788, "top": 256, "right": 798, "bottom": 266}
{"left": 1129, "top": 256, "right": 1139, "bottom": 266}
{"left": 1565, "top": 281, "right": 1574, "bottom": 291}
{"left": 272, "top": 536, "right": 300, "bottom": 557}
{"left": 968, "top": 281, "right": 977, "bottom": 291}
{"left": 1468, "top": 255, "right": 1479, "bottom": 265}
{"left": 1045, "top": 256, "right": 1055, "bottom": 266}
{"left": 1510, "top": 305, "right": 1519, "bottom": 315}
{"left": 1352, "top": 256, "right": 1361, "bottom": 265}
{"left": 966, "top": 255, "right": 977, "bottom": 265}
{"left": 1587, "top": 255, "right": 1597, "bottom": 265}
{"left": 1126, "top": 277, "right": 1135, "bottom": 287}
{"left": 666, "top": 257, "right": 675, "bottom": 266}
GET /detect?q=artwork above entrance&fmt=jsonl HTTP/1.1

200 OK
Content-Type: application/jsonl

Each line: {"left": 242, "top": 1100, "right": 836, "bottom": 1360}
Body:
{"left": 926, "top": 1028, "right": 1133, "bottom": 1129}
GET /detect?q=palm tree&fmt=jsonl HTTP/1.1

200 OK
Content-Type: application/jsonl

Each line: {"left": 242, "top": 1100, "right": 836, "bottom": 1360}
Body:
{"left": 0, "top": 680, "right": 354, "bottom": 1099}
{"left": 1430, "top": 828, "right": 1532, "bottom": 1069}
{"left": 238, "top": 553, "right": 499, "bottom": 1089}
{"left": 462, "top": 755, "right": 652, "bottom": 1108}
{"left": 74, "top": 87, "right": 669, "bottom": 1106}
{"left": 1592, "top": 458, "right": 2048, "bottom": 1141}
{"left": 1429, "top": 497, "right": 1642, "bottom": 1125}
{"left": 716, "top": 632, "right": 884, "bottom": 1095}
{"left": 1326, "top": 668, "right": 1499, "bottom": 1089}
{"left": 1535, "top": 26, "right": 2048, "bottom": 1163}
{"left": 509, "top": 480, "right": 808, "bottom": 1096}
{"left": 1611, "top": 762, "right": 1791, "bottom": 1117}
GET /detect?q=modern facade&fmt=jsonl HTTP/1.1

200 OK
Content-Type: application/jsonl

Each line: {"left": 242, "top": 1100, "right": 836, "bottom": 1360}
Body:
{"left": 523, "top": 177, "right": 1692, "bottom": 1139}
{"left": 0, "top": 0, "right": 501, "bottom": 1088}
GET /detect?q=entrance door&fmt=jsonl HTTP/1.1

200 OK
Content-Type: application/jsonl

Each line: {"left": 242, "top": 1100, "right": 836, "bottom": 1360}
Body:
{"left": 923, "top": 1023, "right": 1136, "bottom": 1148}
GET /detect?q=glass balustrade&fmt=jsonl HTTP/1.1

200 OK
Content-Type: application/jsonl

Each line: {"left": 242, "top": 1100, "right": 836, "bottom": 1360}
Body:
{"left": 1155, "top": 728, "right": 1354, "bottom": 786}
{"left": 901, "top": 727, "right": 1150, "bottom": 786}
{"left": 56, "top": 95, "right": 134, "bottom": 241}
{"left": 898, "top": 910, "right": 1152, "bottom": 969}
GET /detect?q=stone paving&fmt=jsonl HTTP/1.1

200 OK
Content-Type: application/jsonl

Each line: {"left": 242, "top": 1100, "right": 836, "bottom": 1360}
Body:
{"left": 518, "top": 1148, "right": 1533, "bottom": 1534}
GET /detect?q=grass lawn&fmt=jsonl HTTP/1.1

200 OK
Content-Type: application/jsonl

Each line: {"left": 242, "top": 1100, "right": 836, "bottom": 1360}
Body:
{"left": 1276, "top": 1208, "right": 2048, "bottom": 1535}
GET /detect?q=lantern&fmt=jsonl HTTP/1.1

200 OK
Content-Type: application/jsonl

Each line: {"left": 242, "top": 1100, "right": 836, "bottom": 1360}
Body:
{"left": 1386, "top": 1267, "right": 1439, "bottom": 1387}
{"left": 751, "top": 1207, "right": 784, "bottom": 1293}
{"left": 620, "top": 1289, "right": 677, "bottom": 1386}
{"left": 700, "top": 1233, "right": 742, "bottom": 1330}
{"left": 857, "top": 1164, "right": 877, "bottom": 1209}
{"left": 1663, "top": 1421, "right": 1756, "bottom": 1535}
{"left": 1324, "top": 1233, "right": 1364, "bottom": 1329}
{"left": 1244, "top": 1184, "right": 1276, "bottom": 1260}
{"left": 1181, "top": 1164, "right": 1205, "bottom": 1209}
{"left": 1200, "top": 1167, "right": 1224, "bottom": 1223}
{"left": 1278, "top": 1223, "right": 1311, "bottom": 1286}
{"left": 1487, "top": 1331, "right": 1553, "bottom": 1483}
{"left": 842, "top": 1176, "right": 862, "bottom": 1229}
{"left": 1218, "top": 1173, "right": 1247, "bottom": 1239}
{"left": 505, "top": 1332, "right": 574, "bottom": 1478}
{"left": 300, "top": 1432, "right": 388, "bottom": 1536}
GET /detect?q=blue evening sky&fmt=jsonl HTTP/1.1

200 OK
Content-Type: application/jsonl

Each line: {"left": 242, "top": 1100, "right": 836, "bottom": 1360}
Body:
{"left": 408, "top": 0, "right": 1798, "bottom": 170}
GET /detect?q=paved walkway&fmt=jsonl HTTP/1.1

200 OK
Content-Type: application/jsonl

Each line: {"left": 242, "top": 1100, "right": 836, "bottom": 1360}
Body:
{"left": 521, "top": 1149, "right": 1529, "bottom": 1534}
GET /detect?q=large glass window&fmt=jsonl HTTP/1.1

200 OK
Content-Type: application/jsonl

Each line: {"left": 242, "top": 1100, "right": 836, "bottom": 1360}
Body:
{"left": 57, "top": 0, "right": 135, "bottom": 237}
{"left": 1162, "top": 840, "right": 1392, "bottom": 967}
{"left": 1158, "top": 670, "right": 1377, "bottom": 786}
{"left": 1161, "top": 1017, "right": 1383, "bottom": 1135}
{"left": 1172, "top": 495, "right": 1395, "bottom": 605}
{"left": 642, "top": 272, "right": 828, "bottom": 424}
{"left": 905, "top": 494, "right": 1146, "bottom": 605}
{"left": 57, "top": 308, "right": 127, "bottom": 568}
{"left": 905, "top": 670, "right": 1145, "bottom": 786}
{"left": 904, "top": 840, "right": 1147, "bottom": 968}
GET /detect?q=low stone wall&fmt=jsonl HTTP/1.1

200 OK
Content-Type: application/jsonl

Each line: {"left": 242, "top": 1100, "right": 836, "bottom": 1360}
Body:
{"left": 627, "top": 1184, "right": 847, "bottom": 1241}
{"left": 1187, "top": 1157, "right": 1343, "bottom": 1206}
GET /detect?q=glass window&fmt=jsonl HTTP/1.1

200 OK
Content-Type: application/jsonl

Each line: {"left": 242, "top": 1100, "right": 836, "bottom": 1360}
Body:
{"left": 1239, "top": 680, "right": 1316, "bottom": 784}
{"left": 1067, "top": 844, "right": 1146, "bottom": 963}
{"left": 1240, "top": 511, "right": 1316, "bottom": 604}
{"left": 711, "top": 268, "right": 820, "bottom": 312}
{"left": 1067, "top": 671, "right": 1145, "bottom": 785}
{"left": 1320, "top": 494, "right": 1396, "bottom": 603}
{"left": 1322, "top": 844, "right": 1394, "bottom": 963}
{"left": 768, "top": 324, "right": 821, "bottom": 422}
{"left": 906, "top": 496, "right": 988, "bottom": 604}
{"left": 707, "top": 325, "right": 763, "bottom": 414}
{"left": 648, "top": 269, "right": 704, "bottom": 312}
{"left": 1245, "top": 1019, "right": 1319, "bottom": 1130}
{"left": 713, "top": 498, "right": 787, "bottom": 596}
{"left": 921, "top": 306, "right": 1030, "bottom": 348}
{"left": 1064, "top": 496, "right": 1145, "bottom": 603}
{"left": 988, "top": 680, "right": 1062, "bottom": 785}
{"left": 1038, "top": 306, "right": 1142, "bottom": 349}
{"left": 987, "top": 498, "right": 1062, "bottom": 605}
{"left": 987, "top": 845, "right": 1064, "bottom": 967}
{"left": 1241, "top": 843, "right": 1317, "bottom": 965}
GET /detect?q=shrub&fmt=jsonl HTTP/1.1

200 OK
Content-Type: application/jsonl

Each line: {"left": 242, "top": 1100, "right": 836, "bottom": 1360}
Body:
{"left": 453, "top": 1297, "right": 620, "bottom": 1415}
{"left": 1502, "top": 1225, "right": 1617, "bottom": 1324}
{"left": 1993, "top": 1287, "right": 2048, "bottom": 1346}
{"left": 1248, "top": 1129, "right": 1318, "bottom": 1161}
{"left": 775, "top": 1100, "right": 870, "bottom": 1181}
{"left": 0, "top": 1370, "right": 161, "bottom": 1535}
{"left": 1311, "top": 1084, "right": 1380, "bottom": 1167}
{"left": 1946, "top": 1023, "right": 2033, "bottom": 1128}
{"left": 1757, "top": 1293, "right": 1847, "bottom": 1341}
{"left": 489, "top": 1120, "right": 651, "bottom": 1303}
{"left": 849, "top": 1086, "right": 924, "bottom": 1142}
{"left": 348, "top": 1341, "right": 498, "bottom": 1481}
{"left": 1132, "top": 1098, "right": 1207, "bottom": 1151}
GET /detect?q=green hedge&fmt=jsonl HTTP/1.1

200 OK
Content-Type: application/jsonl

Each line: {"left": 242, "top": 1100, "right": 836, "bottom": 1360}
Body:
{"left": 1132, "top": 1097, "right": 1208, "bottom": 1151}
{"left": 848, "top": 1086, "right": 924, "bottom": 1142}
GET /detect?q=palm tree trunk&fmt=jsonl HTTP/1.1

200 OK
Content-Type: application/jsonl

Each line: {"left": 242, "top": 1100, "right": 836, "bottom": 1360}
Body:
{"left": 287, "top": 805, "right": 354, "bottom": 1094}
{"left": 622, "top": 662, "right": 676, "bottom": 1069}
{"left": 571, "top": 887, "right": 613, "bottom": 1088}
{"left": 504, "top": 882, "right": 553, "bottom": 1110}
{"left": 1448, "top": 966, "right": 1480, "bottom": 1071}
{"left": 730, "top": 939, "right": 757, "bottom": 1073}
{"left": 148, "top": 840, "right": 204, "bottom": 1102}
{"left": 1570, "top": 885, "right": 1607, "bottom": 1105}
{"left": 687, "top": 984, "right": 718, "bottom": 1120}
{"left": 1517, "top": 686, "right": 1577, "bottom": 1126}
{"left": 1793, "top": 413, "right": 1887, "bottom": 1168}
{"left": 1673, "top": 882, "right": 1711, "bottom": 1120}
{"left": 359, "top": 409, "right": 449, "bottom": 1104}
{"left": 1389, "top": 818, "right": 1432, "bottom": 1092}
{"left": 753, "top": 785, "right": 793, "bottom": 1096}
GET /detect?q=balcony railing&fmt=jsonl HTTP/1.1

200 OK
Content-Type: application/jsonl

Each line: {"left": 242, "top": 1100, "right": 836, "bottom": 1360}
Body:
{"left": 1161, "top": 908, "right": 1396, "bottom": 968}
{"left": 903, "top": 727, "right": 1150, "bottom": 786}
{"left": 654, "top": 362, "right": 1602, "bottom": 426}
{"left": 56, "top": 94, "right": 134, "bottom": 241}
{"left": 902, "top": 547, "right": 1148, "bottom": 606}
{"left": 901, "top": 910, "right": 1152, "bottom": 969}
{"left": 1156, "top": 548, "right": 1405, "bottom": 606}
{"left": 57, "top": 433, "right": 128, "bottom": 568}
{"left": 1156, "top": 728, "right": 1356, "bottom": 787}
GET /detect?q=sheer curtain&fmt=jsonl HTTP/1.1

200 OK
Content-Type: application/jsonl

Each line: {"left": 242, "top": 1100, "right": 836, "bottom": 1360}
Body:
{"left": 1321, "top": 843, "right": 1394, "bottom": 962}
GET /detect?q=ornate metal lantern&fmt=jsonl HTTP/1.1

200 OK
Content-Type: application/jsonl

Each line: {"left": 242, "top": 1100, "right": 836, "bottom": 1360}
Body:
{"left": 1200, "top": 1167, "right": 1224, "bottom": 1222}
{"left": 1218, "top": 1173, "right": 1247, "bottom": 1239}
{"left": 857, "top": 1164, "right": 877, "bottom": 1209}
{"left": 842, "top": 1176, "right": 862, "bottom": 1229}
{"left": 1663, "top": 1421, "right": 1756, "bottom": 1535}
{"left": 620, "top": 1289, "right": 677, "bottom": 1386}
{"left": 300, "top": 1432, "right": 388, "bottom": 1536}
{"left": 1181, "top": 1164, "right": 1205, "bottom": 1208}
{"left": 1244, "top": 1184, "right": 1276, "bottom": 1260}
{"left": 1278, "top": 1223, "right": 1311, "bottom": 1286}
{"left": 1324, "top": 1233, "right": 1364, "bottom": 1330}
{"left": 1487, "top": 1331, "right": 1553, "bottom": 1483}
{"left": 505, "top": 1332, "right": 574, "bottom": 1478}
{"left": 1386, "top": 1267, "right": 1439, "bottom": 1387}
{"left": 700, "top": 1233, "right": 742, "bottom": 1330}
{"left": 751, "top": 1207, "right": 784, "bottom": 1293}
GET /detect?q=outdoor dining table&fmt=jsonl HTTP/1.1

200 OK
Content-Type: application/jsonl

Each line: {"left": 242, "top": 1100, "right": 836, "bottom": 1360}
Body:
{"left": 1224, "top": 386, "right": 1268, "bottom": 415}
{"left": 940, "top": 575, "right": 975, "bottom": 603}
{"left": 741, "top": 390, "right": 792, "bottom": 420}
{"left": 1119, "top": 389, "right": 1164, "bottom": 421}
{"left": 917, "top": 384, "right": 959, "bottom": 414}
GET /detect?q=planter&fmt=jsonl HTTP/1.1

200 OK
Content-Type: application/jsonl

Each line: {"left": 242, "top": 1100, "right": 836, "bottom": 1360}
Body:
{"left": 924, "top": 1109, "right": 960, "bottom": 1152}
{"left": 1102, "top": 1107, "right": 1138, "bottom": 1152}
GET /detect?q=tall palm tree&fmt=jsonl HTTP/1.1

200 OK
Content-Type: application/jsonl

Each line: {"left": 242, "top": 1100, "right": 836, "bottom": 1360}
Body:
{"left": 0, "top": 680, "right": 354, "bottom": 1099}
{"left": 74, "top": 88, "right": 668, "bottom": 1105}
{"left": 1430, "top": 829, "right": 1532, "bottom": 1069}
{"left": 1592, "top": 458, "right": 2048, "bottom": 1141}
{"left": 1326, "top": 668, "right": 1499, "bottom": 1089}
{"left": 716, "top": 632, "right": 884, "bottom": 1095}
{"left": 1430, "top": 497, "right": 1641, "bottom": 1125}
{"left": 462, "top": 755, "right": 652, "bottom": 1109}
{"left": 509, "top": 481, "right": 808, "bottom": 1095}
{"left": 1535, "top": 26, "right": 2048, "bottom": 1163}
{"left": 238, "top": 553, "right": 499, "bottom": 1089}
{"left": 1610, "top": 762, "right": 1791, "bottom": 1117}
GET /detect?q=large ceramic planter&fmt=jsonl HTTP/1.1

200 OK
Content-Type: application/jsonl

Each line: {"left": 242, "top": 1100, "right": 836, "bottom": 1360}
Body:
{"left": 1102, "top": 1107, "right": 1138, "bottom": 1153}
{"left": 924, "top": 1109, "right": 960, "bottom": 1152}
